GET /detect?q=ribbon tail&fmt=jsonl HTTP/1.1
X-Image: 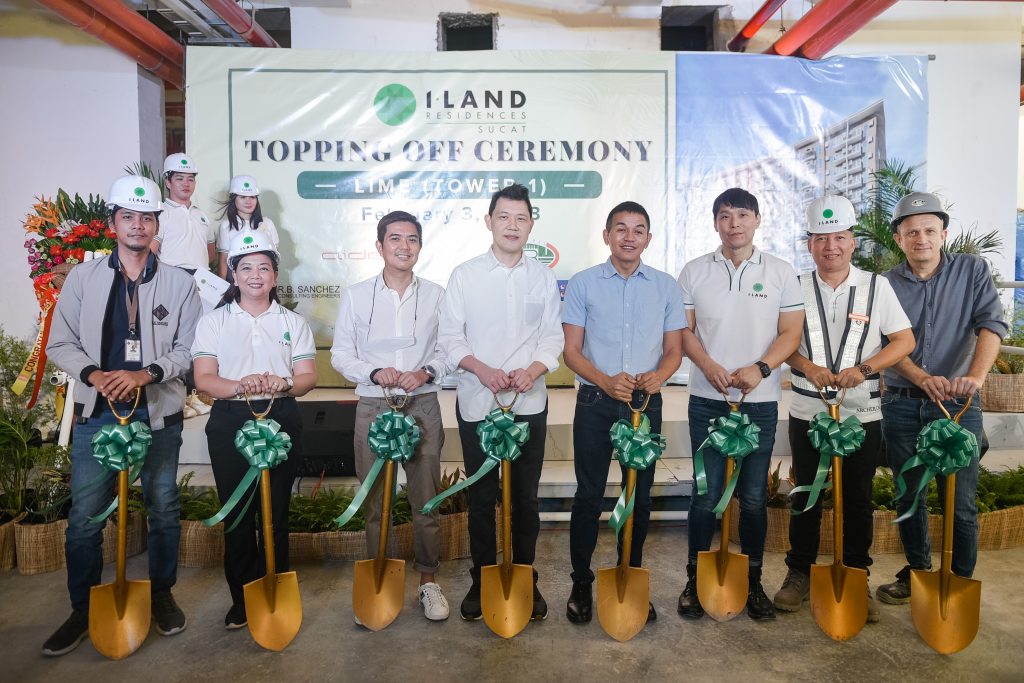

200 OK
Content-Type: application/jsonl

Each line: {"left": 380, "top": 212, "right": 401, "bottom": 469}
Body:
{"left": 335, "top": 458, "right": 386, "bottom": 528}
{"left": 894, "top": 470, "right": 936, "bottom": 524}
{"left": 88, "top": 495, "right": 119, "bottom": 524}
{"left": 607, "top": 486, "right": 636, "bottom": 533}
{"left": 693, "top": 439, "right": 711, "bottom": 496}
{"left": 422, "top": 457, "right": 498, "bottom": 514}
{"left": 712, "top": 459, "right": 743, "bottom": 518}
{"left": 204, "top": 466, "right": 259, "bottom": 529}
{"left": 223, "top": 479, "right": 261, "bottom": 534}
{"left": 790, "top": 452, "right": 832, "bottom": 515}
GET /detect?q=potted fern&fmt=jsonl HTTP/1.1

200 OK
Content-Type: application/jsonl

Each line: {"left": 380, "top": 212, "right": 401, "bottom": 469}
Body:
{"left": 177, "top": 471, "right": 224, "bottom": 568}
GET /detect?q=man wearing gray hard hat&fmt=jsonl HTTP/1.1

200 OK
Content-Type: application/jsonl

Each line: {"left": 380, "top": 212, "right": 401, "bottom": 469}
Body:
{"left": 875, "top": 191, "right": 1008, "bottom": 605}
{"left": 773, "top": 194, "right": 914, "bottom": 620}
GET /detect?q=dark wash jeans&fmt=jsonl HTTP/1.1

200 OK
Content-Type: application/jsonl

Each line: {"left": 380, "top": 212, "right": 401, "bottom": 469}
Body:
{"left": 456, "top": 401, "right": 547, "bottom": 581}
{"left": 881, "top": 392, "right": 982, "bottom": 578}
{"left": 786, "top": 417, "right": 882, "bottom": 575}
{"left": 569, "top": 385, "right": 661, "bottom": 584}
{"left": 687, "top": 395, "right": 778, "bottom": 568}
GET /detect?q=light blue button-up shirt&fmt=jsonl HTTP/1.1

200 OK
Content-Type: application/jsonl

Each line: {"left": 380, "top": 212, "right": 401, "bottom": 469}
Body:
{"left": 562, "top": 258, "right": 687, "bottom": 384}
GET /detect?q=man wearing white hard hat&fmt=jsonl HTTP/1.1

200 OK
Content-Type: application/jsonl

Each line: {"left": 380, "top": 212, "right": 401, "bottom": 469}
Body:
{"left": 154, "top": 153, "right": 216, "bottom": 273}
{"left": 43, "top": 175, "right": 202, "bottom": 656}
{"left": 215, "top": 175, "right": 280, "bottom": 280}
{"left": 772, "top": 194, "right": 914, "bottom": 622}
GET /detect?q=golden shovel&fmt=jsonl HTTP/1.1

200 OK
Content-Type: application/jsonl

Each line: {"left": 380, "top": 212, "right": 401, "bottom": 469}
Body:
{"left": 910, "top": 396, "right": 981, "bottom": 655}
{"left": 352, "top": 389, "right": 409, "bottom": 631}
{"left": 809, "top": 389, "right": 868, "bottom": 642}
{"left": 697, "top": 395, "right": 749, "bottom": 622}
{"left": 597, "top": 391, "right": 652, "bottom": 643}
{"left": 481, "top": 392, "right": 534, "bottom": 639}
{"left": 242, "top": 396, "right": 302, "bottom": 651}
{"left": 90, "top": 391, "right": 151, "bottom": 660}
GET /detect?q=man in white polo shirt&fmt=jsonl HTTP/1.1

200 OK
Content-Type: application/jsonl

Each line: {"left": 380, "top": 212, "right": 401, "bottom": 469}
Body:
{"left": 677, "top": 187, "right": 804, "bottom": 621}
{"left": 772, "top": 194, "right": 914, "bottom": 622}
{"left": 154, "top": 153, "right": 215, "bottom": 273}
{"left": 331, "top": 210, "right": 451, "bottom": 622}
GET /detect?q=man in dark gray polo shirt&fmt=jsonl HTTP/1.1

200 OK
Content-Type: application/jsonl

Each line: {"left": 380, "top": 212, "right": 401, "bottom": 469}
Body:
{"left": 876, "top": 191, "right": 1008, "bottom": 604}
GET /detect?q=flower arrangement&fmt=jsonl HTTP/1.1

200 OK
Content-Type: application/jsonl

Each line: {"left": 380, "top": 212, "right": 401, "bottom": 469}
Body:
{"left": 23, "top": 190, "right": 114, "bottom": 280}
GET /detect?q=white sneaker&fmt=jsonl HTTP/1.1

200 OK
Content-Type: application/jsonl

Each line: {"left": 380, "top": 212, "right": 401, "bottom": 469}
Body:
{"left": 188, "top": 391, "right": 212, "bottom": 415}
{"left": 419, "top": 582, "right": 450, "bottom": 621}
{"left": 182, "top": 402, "right": 199, "bottom": 419}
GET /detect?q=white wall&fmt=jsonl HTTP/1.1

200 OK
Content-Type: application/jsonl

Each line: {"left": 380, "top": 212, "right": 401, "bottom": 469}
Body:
{"left": 0, "top": 1, "right": 160, "bottom": 339}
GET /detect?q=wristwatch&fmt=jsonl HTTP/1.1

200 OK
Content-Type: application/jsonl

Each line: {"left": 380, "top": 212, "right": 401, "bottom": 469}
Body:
{"left": 283, "top": 376, "right": 294, "bottom": 390}
{"left": 144, "top": 364, "right": 161, "bottom": 383}
{"left": 857, "top": 363, "right": 874, "bottom": 377}
{"left": 755, "top": 361, "right": 772, "bottom": 378}
{"left": 421, "top": 366, "right": 436, "bottom": 384}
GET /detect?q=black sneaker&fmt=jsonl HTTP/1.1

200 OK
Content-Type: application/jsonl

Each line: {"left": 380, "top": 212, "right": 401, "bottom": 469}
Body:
{"left": 647, "top": 602, "right": 657, "bottom": 623}
{"left": 460, "top": 582, "right": 482, "bottom": 621}
{"left": 41, "top": 610, "right": 89, "bottom": 657}
{"left": 876, "top": 565, "right": 913, "bottom": 605}
{"left": 677, "top": 565, "right": 704, "bottom": 619}
{"left": 224, "top": 603, "right": 247, "bottom": 630}
{"left": 566, "top": 581, "right": 592, "bottom": 624}
{"left": 532, "top": 584, "right": 548, "bottom": 621}
{"left": 152, "top": 591, "right": 187, "bottom": 636}
{"left": 747, "top": 579, "right": 777, "bottom": 621}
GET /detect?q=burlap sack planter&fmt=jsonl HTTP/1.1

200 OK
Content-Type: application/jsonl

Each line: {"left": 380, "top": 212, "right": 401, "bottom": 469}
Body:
{"left": 100, "top": 512, "right": 146, "bottom": 564}
{"left": 322, "top": 531, "right": 366, "bottom": 561}
{"left": 979, "top": 373, "right": 1024, "bottom": 413}
{"left": 0, "top": 513, "right": 25, "bottom": 571}
{"left": 178, "top": 519, "right": 224, "bottom": 568}
{"left": 15, "top": 519, "right": 67, "bottom": 575}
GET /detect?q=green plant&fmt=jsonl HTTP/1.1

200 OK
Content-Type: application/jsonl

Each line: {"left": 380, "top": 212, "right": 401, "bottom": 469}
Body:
{"left": 992, "top": 308, "right": 1024, "bottom": 374}
{"left": 24, "top": 443, "right": 71, "bottom": 524}
{"left": 122, "top": 161, "right": 164, "bottom": 200}
{"left": 766, "top": 460, "right": 794, "bottom": 509}
{"left": 178, "top": 471, "right": 222, "bottom": 521}
{"left": 290, "top": 488, "right": 359, "bottom": 532}
{"left": 872, "top": 466, "right": 1024, "bottom": 513}
{"left": 436, "top": 468, "right": 469, "bottom": 515}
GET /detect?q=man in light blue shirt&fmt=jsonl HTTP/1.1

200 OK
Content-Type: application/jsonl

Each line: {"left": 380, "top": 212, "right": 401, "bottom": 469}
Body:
{"left": 561, "top": 201, "right": 686, "bottom": 625}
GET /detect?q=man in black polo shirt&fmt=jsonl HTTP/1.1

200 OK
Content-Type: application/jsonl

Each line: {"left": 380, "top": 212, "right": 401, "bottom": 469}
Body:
{"left": 876, "top": 191, "right": 1008, "bottom": 604}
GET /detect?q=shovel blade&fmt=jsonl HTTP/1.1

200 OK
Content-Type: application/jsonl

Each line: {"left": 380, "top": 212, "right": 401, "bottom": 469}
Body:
{"left": 595, "top": 566, "right": 649, "bottom": 642}
{"left": 480, "top": 563, "right": 533, "bottom": 639}
{"left": 696, "top": 548, "right": 748, "bottom": 622}
{"left": 243, "top": 571, "right": 302, "bottom": 651}
{"left": 352, "top": 558, "right": 406, "bottom": 631}
{"left": 89, "top": 580, "right": 151, "bottom": 660}
{"left": 809, "top": 563, "right": 868, "bottom": 641}
{"left": 910, "top": 569, "right": 981, "bottom": 655}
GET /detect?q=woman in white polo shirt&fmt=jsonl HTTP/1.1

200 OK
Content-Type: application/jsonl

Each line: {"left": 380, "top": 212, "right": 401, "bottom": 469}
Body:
{"left": 215, "top": 175, "right": 280, "bottom": 279}
{"left": 192, "top": 231, "right": 317, "bottom": 630}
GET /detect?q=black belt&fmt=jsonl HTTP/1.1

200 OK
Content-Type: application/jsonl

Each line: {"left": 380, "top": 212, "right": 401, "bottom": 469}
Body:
{"left": 886, "top": 386, "right": 930, "bottom": 400}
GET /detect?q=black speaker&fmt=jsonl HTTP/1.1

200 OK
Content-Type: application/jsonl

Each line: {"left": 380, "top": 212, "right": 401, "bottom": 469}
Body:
{"left": 296, "top": 400, "right": 357, "bottom": 477}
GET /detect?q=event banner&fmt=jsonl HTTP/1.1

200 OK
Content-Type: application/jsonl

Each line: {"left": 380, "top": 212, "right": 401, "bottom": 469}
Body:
{"left": 186, "top": 49, "right": 926, "bottom": 383}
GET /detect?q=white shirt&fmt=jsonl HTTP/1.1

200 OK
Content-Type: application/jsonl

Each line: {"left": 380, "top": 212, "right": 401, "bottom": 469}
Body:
{"left": 156, "top": 199, "right": 215, "bottom": 270}
{"left": 216, "top": 217, "right": 280, "bottom": 253}
{"left": 678, "top": 246, "right": 803, "bottom": 403}
{"left": 438, "top": 248, "right": 564, "bottom": 421}
{"left": 789, "top": 265, "right": 911, "bottom": 422}
{"left": 330, "top": 273, "right": 449, "bottom": 398}
{"left": 191, "top": 301, "right": 316, "bottom": 399}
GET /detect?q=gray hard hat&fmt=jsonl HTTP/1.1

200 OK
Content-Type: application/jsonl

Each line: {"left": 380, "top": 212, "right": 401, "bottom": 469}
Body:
{"left": 890, "top": 191, "right": 949, "bottom": 232}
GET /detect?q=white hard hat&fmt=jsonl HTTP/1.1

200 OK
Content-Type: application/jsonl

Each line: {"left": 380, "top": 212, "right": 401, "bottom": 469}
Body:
{"left": 229, "top": 175, "right": 260, "bottom": 196}
{"left": 227, "top": 230, "right": 279, "bottom": 268}
{"left": 163, "top": 153, "right": 198, "bottom": 175}
{"left": 107, "top": 175, "right": 163, "bottom": 213}
{"left": 806, "top": 195, "right": 857, "bottom": 234}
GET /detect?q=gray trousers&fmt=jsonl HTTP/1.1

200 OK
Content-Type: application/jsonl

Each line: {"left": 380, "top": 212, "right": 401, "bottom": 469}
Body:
{"left": 355, "top": 393, "right": 443, "bottom": 574}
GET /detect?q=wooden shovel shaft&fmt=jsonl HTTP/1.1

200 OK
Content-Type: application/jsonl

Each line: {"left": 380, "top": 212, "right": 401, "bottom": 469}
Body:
{"left": 375, "top": 460, "right": 397, "bottom": 585}
{"left": 258, "top": 470, "right": 276, "bottom": 605}
{"left": 501, "top": 459, "right": 513, "bottom": 575}
{"left": 114, "top": 468, "right": 129, "bottom": 612}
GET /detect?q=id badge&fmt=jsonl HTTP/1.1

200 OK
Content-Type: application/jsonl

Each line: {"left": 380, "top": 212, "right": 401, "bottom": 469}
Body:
{"left": 125, "top": 338, "right": 142, "bottom": 363}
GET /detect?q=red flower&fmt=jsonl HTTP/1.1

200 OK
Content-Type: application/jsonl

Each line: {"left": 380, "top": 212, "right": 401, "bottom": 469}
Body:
{"left": 45, "top": 228, "right": 58, "bottom": 238}
{"left": 104, "top": 228, "right": 115, "bottom": 239}
{"left": 49, "top": 244, "right": 62, "bottom": 256}
{"left": 64, "top": 235, "right": 79, "bottom": 245}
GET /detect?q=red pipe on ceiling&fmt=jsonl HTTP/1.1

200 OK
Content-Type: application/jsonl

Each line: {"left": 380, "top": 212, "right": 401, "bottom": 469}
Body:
{"left": 201, "top": 0, "right": 279, "bottom": 48}
{"left": 797, "top": 0, "right": 899, "bottom": 59}
{"left": 79, "top": 0, "right": 185, "bottom": 67}
{"left": 727, "top": 0, "right": 789, "bottom": 53}
{"left": 35, "top": 0, "right": 183, "bottom": 89}
{"left": 764, "top": 0, "right": 855, "bottom": 57}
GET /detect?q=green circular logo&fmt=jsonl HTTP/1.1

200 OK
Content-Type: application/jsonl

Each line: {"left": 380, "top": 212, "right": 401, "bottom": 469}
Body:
{"left": 243, "top": 182, "right": 251, "bottom": 188}
{"left": 822, "top": 209, "right": 834, "bottom": 219}
{"left": 374, "top": 84, "right": 416, "bottom": 126}
{"left": 752, "top": 283, "right": 764, "bottom": 292}
{"left": 243, "top": 236, "right": 254, "bottom": 245}
{"left": 180, "top": 158, "right": 189, "bottom": 166}
{"left": 133, "top": 187, "right": 145, "bottom": 197}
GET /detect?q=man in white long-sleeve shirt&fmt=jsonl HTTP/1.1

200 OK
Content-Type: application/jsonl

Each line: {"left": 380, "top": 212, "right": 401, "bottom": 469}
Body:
{"left": 331, "top": 211, "right": 451, "bottom": 622}
{"left": 438, "top": 183, "right": 564, "bottom": 622}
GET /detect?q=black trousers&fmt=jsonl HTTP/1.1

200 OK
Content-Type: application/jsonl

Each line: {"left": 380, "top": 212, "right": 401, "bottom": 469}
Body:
{"left": 206, "top": 397, "right": 303, "bottom": 606}
{"left": 457, "top": 401, "right": 547, "bottom": 582}
{"left": 785, "top": 416, "right": 881, "bottom": 574}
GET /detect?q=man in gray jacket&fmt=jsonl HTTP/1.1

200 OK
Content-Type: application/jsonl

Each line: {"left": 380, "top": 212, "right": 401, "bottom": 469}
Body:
{"left": 42, "top": 175, "right": 202, "bottom": 657}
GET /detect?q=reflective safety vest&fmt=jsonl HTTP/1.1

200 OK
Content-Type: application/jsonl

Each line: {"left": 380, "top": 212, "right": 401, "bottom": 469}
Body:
{"left": 791, "top": 271, "right": 880, "bottom": 400}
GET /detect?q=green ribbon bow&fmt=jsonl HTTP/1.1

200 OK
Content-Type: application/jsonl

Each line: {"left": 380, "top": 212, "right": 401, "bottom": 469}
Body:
{"left": 790, "top": 412, "right": 865, "bottom": 515}
{"left": 693, "top": 411, "right": 761, "bottom": 518}
{"left": 87, "top": 422, "right": 152, "bottom": 523}
{"left": 204, "top": 418, "right": 292, "bottom": 532}
{"left": 422, "top": 407, "right": 529, "bottom": 514}
{"left": 893, "top": 418, "right": 977, "bottom": 523}
{"left": 607, "top": 413, "right": 667, "bottom": 532}
{"left": 335, "top": 409, "right": 421, "bottom": 528}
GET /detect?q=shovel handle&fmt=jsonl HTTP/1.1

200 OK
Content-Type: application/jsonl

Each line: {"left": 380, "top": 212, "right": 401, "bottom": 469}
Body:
{"left": 258, "top": 470, "right": 277, "bottom": 606}
{"left": 106, "top": 389, "right": 142, "bottom": 426}
{"left": 494, "top": 390, "right": 520, "bottom": 413}
{"left": 375, "top": 460, "right": 397, "bottom": 583}
{"left": 500, "top": 459, "right": 513, "bottom": 572}
{"left": 114, "top": 469, "right": 129, "bottom": 609}
{"left": 935, "top": 394, "right": 973, "bottom": 423}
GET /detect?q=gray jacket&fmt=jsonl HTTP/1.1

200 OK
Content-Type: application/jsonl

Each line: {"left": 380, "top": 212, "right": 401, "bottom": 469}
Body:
{"left": 46, "top": 252, "right": 202, "bottom": 430}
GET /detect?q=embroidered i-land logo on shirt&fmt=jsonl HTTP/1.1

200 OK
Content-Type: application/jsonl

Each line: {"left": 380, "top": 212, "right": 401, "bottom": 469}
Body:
{"left": 749, "top": 282, "right": 768, "bottom": 299}
{"left": 279, "top": 331, "right": 292, "bottom": 347}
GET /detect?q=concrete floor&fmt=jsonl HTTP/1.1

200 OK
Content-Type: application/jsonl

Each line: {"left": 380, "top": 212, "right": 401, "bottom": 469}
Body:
{"left": 2, "top": 525, "right": 1022, "bottom": 683}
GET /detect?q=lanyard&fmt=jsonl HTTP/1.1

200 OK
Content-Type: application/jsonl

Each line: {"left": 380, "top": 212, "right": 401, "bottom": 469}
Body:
{"left": 124, "top": 269, "right": 144, "bottom": 339}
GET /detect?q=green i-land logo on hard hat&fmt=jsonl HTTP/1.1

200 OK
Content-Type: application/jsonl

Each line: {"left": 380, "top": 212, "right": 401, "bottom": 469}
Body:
{"left": 822, "top": 209, "right": 834, "bottom": 219}
{"left": 244, "top": 182, "right": 251, "bottom": 188}
{"left": 243, "top": 236, "right": 254, "bottom": 245}
{"left": 180, "top": 158, "right": 189, "bottom": 165}
{"left": 374, "top": 84, "right": 416, "bottom": 126}
{"left": 134, "top": 187, "right": 145, "bottom": 197}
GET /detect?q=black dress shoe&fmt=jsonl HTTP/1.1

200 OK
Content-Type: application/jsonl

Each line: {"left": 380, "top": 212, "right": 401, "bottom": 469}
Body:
{"left": 532, "top": 584, "right": 548, "bottom": 621}
{"left": 677, "top": 576, "right": 704, "bottom": 619}
{"left": 566, "top": 582, "right": 593, "bottom": 624}
{"left": 461, "top": 582, "right": 482, "bottom": 621}
{"left": 747, "top": 580, "right": 777, "bottom": 621}
{"left": 647, "top": 602, "right": 657, "bottom": 623}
